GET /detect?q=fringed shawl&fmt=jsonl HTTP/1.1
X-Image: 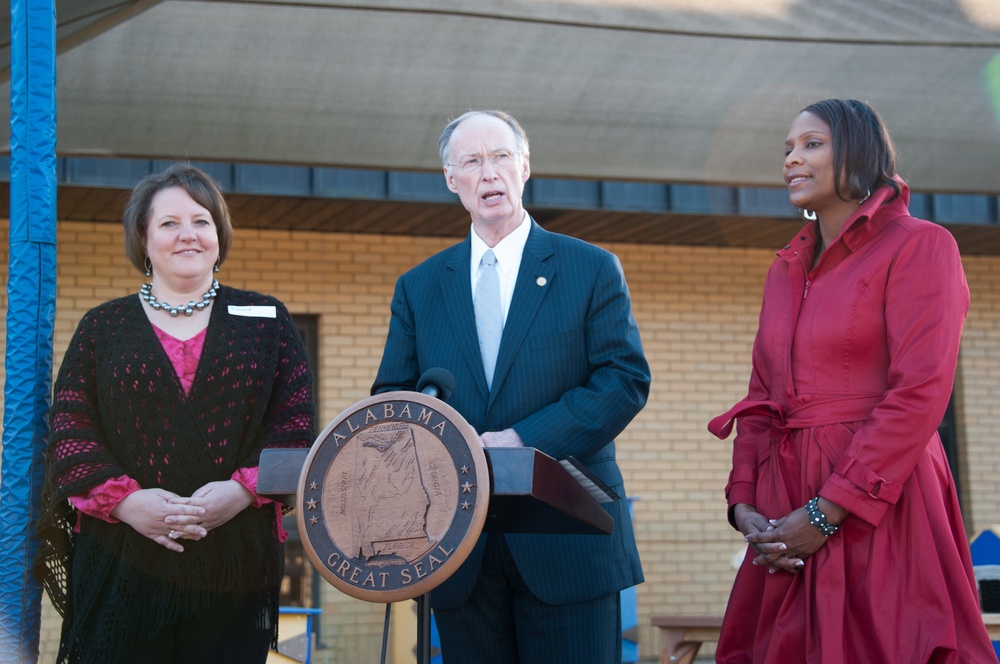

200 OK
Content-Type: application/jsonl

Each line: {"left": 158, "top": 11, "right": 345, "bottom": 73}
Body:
{"left": 35, "top": 286, "right": 315, "bottom": 664}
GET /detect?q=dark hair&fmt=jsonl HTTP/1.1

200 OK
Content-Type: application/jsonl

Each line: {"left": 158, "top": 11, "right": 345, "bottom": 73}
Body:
{"left": 800, "top": 99, "right": 900, "bottom": 202}
{"left": 122, "top": 163, "right": 233, "bottom": 274}
{"left": 438, "top": 110, "right": 530, "bottom": 165}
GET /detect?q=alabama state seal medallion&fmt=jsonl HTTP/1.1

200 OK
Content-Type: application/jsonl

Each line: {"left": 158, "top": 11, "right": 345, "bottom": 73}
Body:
{"left": 296, "top": 392, "right": 489, "bottom": 603}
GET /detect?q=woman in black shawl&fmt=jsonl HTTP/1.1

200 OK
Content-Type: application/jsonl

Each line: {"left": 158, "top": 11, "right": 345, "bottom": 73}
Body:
{"left": 35, "top": 164, "right": 316, "bottom": 664}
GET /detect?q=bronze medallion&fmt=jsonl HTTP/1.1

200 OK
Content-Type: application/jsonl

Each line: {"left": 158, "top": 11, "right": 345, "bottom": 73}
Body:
{"left": 296, "top": 392, "right": 489, "bottom": 603}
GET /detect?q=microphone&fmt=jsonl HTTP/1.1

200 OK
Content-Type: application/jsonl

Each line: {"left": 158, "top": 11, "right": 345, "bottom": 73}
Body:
{"left": 416, "top": 368, "right": 456, "bottom": 402}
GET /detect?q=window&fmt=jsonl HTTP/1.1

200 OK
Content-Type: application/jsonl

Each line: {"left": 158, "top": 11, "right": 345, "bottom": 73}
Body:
{"left": 530, "top": 178, "right": 601, "bottom": 208}
{"left": 670, "top": 184, "right": 737, "bottom": 214}
{"left": 932, "top": 194, "right": 996, "bottom": 225}
{"left": 280, "top": 315, "right": 320, "bottom": 620}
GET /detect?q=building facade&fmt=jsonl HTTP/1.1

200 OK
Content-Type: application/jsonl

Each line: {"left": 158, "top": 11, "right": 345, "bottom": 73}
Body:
{"left": 3, "top": 161, "right": 999, "bottom": 662}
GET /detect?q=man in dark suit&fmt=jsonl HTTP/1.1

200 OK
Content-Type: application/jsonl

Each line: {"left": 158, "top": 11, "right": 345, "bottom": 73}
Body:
{"left": 372, "top": 110, "right": 650, "bottom": 663}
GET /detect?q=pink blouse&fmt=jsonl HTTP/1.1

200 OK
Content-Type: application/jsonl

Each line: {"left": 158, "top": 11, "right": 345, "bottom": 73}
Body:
{"left": 69, "top": 324, "right": 281, "bottom": 536}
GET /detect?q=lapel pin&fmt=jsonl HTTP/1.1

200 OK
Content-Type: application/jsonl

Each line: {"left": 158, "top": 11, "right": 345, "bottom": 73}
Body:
{"left": 536, "top": 277, "right": 547, "bottom": 287}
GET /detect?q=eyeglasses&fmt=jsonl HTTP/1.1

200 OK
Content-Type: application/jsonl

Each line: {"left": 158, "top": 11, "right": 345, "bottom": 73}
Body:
{"left": 447, "top": 150, "right": 522, "bottom": 174}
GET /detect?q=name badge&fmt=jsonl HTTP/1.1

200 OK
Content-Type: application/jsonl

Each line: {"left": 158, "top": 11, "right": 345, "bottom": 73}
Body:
{"left": 228, "top": 305, "right": 276, "bottom": 318}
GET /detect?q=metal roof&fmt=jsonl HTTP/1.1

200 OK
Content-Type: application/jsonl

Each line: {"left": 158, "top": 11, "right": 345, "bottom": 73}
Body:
{"left": 3, "top": 0, "right": 999, "bottom": 194}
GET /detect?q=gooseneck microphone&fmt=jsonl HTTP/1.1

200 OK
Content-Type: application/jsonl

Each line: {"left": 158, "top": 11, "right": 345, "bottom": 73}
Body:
{"left": 416, "top": 367, "right": 456, "bottom": 402}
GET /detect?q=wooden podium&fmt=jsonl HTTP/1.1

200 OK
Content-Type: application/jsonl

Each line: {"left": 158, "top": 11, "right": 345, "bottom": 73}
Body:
{"left": 258, "top": 446, "right": 613, "bottom": 535}
{"left": 259, "top": 444, "right": 614, "bottom": 664}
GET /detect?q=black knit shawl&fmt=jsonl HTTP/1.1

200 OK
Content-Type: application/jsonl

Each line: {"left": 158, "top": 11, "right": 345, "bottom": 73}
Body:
{"left": 34, "top": 286, "right": 315, "bottom": 664}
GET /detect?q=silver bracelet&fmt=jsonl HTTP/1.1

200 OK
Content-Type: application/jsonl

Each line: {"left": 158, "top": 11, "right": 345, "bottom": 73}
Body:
{"left": 805, "top": 496, "right": 840, "bottom": 537}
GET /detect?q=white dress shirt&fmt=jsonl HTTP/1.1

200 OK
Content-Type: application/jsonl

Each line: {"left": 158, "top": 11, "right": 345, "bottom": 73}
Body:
{"left": 470, "top": 212, "right": 530, "bottom": 328}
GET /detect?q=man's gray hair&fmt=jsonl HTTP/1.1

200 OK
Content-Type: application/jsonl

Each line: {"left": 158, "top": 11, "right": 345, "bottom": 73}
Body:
{"left": 438, "top": 110, "right": 530, "bottom": 165}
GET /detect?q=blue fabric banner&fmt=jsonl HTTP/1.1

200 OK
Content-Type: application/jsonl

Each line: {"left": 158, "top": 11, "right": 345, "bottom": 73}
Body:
{"left": 2, "top": 0, "right": 58, "bottom": 660}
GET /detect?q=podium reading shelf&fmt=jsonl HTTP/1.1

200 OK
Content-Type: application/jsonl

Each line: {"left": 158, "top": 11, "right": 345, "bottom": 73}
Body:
{"left": 258, "top": 446, "right": 613, "bottom": 536}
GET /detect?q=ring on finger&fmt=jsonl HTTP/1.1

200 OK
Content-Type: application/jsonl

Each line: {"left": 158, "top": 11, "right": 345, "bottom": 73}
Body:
{"left": 168, "top": 529, "right": 178, "bottom": 540}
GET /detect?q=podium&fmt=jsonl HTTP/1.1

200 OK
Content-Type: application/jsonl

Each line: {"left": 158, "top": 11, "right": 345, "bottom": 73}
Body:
{"left": 258, "top": 445, "right": 614, "bottom": 664}
{"left": 258, "top": 446, "right": 613, "bottom": 535}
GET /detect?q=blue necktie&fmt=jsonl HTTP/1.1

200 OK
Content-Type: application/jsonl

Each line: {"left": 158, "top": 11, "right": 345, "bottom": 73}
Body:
{"left": 475, "top": 250, "right": 502, "bottom": 389}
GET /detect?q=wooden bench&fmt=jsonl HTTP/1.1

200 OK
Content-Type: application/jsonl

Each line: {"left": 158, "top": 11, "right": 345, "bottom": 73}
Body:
{"left": 652, "top": 613, "right": 1000, "bottom": 663}
{"left": 650, "top": 615, "right": 722, "bottom": 664}
{"left": 985, "top": 613, "right": 1000, "bottom": 640}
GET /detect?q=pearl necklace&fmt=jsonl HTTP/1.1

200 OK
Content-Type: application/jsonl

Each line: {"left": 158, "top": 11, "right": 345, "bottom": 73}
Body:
{"left": 140, "top": 279, "right": 219, "bottom": 317}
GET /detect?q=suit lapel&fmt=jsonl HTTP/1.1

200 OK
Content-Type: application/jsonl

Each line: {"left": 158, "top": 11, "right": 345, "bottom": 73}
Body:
{"left": 490, "top": 221, "right": 555, "bottom": 403}
{"left": 442, "top": 237, "right": 491, "bottom": 400}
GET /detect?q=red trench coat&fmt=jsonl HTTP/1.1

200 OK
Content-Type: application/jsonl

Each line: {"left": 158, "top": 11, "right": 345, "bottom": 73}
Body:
{"left": 710, "top": 180, "right": 997, "bottom": 663}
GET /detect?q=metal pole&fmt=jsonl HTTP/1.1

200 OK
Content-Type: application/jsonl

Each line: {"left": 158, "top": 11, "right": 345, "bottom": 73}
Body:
{"left": 415, "top": 594, "right": 431, "bottom": 664}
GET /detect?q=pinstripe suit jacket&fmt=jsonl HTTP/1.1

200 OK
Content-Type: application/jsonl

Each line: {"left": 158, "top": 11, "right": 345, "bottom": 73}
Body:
{"left": 372, "top": 220, "right": 650, "bottom": 607}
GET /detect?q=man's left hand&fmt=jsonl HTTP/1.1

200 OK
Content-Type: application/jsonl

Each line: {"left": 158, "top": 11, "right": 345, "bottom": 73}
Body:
{"left": 480, "top": 428, "right": 524, "bottom": 448}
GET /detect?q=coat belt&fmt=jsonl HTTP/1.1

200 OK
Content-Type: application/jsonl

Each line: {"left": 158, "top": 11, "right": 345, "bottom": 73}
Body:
{"left": 708, "top": 394, "right": 882, "bottom": 440}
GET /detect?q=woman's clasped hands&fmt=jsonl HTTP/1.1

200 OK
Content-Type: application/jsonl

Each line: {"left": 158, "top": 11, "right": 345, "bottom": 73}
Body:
{"left": 733, "top": 502, "right": 833, "bottom": 575}
{"left": 111, "top": 480, "right": 254, "bottom": 553}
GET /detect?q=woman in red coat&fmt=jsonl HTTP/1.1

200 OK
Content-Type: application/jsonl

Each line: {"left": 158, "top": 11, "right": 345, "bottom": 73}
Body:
{"left": 709, "top": 99, "right": 997, "bottom": 663}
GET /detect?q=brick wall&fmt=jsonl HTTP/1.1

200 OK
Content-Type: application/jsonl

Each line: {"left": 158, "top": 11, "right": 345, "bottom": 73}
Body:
{"left": 3, "top": 219, "right": 997, "bottom": 662}
{"left": 958, "top": 258, "right": 1000, "bottom": 531}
